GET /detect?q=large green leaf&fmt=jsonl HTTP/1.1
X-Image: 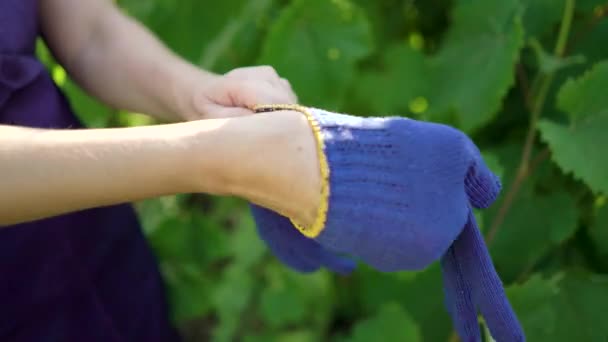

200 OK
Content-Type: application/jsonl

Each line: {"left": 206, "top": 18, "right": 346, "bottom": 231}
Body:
{"left": 490, "top": 191, "right": 578, "bottom": 280}
{"left": 508, "top": 271, "right": 608, "bottom": 341}
{"left": 482, "top": 144, "right": 579, "bottom": 282}
{"left": 258, "top": 0, "right": 373, "bottom": 109}
{"left": 428, "top": 0, "right": 524, "bottom": 131}
{"left": 507, "top": 274, "right": 558, "bottom": 340}
{"left": 348, "top": 303, "right": 421, "bottom": 342}
{"left": 355, "top": 44, "right": 429, "bottom": 115}
{"left": 538, "top": 61, "right": 608, "bottom": 194}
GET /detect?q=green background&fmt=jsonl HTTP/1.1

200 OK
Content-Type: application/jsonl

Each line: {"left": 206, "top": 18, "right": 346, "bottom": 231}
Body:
{"left": 38, "top": 0, "right": 608, "bottom": 341}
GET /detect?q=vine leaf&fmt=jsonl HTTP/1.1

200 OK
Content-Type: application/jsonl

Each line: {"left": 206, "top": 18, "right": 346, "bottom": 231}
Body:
{"left": 521, "top": 0, "right": 566, "bottom": 38}
{"left": 508, "top": 271, "right": 608, "bottom": 341}
{"left": 538, "top": 61, "right": 608, "bottom": 194}
{"left": 490, "top": 191, "right": 578, "bottom": 281}
{"left": 428, "top": 0, "right": 524, "bottom": 132}
{"left": 356, "top": 45, "right": 429, "bottom": 115}
{"left": 348, "top": 303, "right": 422, "bottom": 342}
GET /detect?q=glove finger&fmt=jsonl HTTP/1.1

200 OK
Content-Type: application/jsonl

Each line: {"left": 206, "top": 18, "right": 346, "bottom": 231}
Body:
{"left": 441, "top": 246, "right": 481, "bottom": 342}
{"left": 464, "top": 141, "right": 502, "bottom": 208}
{"left": 250, "top": 205, "right": 356, "bottom": 274}
{"left": 455, "top": 210, "right": 525, "bottom": 342}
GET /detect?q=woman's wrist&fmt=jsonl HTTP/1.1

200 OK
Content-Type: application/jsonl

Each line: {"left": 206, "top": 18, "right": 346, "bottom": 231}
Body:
{"left": 186, "top": 110, "right": 321, "bottom": 226}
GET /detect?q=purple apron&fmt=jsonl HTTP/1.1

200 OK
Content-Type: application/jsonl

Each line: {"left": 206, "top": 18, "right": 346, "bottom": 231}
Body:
{"left": 0, "top": 1, "right": 180, "bottom": 341}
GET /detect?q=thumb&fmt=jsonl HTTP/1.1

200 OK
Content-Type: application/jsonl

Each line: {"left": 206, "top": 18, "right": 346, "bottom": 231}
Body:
{"left": 464, "top": 141, "right": 502, "bottom": 209}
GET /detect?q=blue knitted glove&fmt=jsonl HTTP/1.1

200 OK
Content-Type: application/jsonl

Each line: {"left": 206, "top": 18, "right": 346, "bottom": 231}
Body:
{"left": 250, "top": 104, "right": 523, "bottom": 341}
{"left": 253, "top": 105, "right": 499, "bottom": 270}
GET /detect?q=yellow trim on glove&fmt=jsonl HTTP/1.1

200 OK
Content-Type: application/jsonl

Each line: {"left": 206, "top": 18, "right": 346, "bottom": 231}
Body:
{"left": 252, "top": 104, "right": 329, "bottom": 238}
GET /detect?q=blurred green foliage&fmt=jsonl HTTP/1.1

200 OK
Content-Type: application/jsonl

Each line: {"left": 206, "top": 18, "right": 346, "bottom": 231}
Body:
{"left": 39, "top": 0, "right": 608, "bottom": 340}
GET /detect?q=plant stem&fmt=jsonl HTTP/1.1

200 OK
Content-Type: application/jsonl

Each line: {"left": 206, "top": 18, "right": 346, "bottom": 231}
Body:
{"left": 486, "top": 0, "right": 576, "bottom": 244}
{"left": 516, "top": 63, "right": 534, "bottom": 112}
{"left": 554, "top": 0, "right": 576, "bottom": 57}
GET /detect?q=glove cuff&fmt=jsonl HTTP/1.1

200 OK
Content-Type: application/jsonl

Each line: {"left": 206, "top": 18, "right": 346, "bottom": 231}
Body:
{"left": 253, "top": 104, "right": 331, "bottom": 238}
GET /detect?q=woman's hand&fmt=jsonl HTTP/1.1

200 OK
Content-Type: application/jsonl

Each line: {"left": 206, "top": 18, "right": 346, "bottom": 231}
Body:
{"left": 40, "top": 0, "right": 297, "bottom": 123}
{"left": 186, "top": 66, "right": 298, "bottom": 120}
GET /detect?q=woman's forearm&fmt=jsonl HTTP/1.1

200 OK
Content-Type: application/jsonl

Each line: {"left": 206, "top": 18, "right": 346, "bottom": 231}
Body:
{"left": 39, "top": 0, "right": 213, "bottom": 122}
{"left": 0, "top": 111, "right": 320, "bottom": 226}
{"left": 0, "top": 122, "right": 199, "bottom": 225}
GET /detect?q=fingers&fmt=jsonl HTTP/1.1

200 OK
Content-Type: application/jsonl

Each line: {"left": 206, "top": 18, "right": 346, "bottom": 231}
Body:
{"left": 225, "top": 65, "right": 298, "bottom": 104}
{"left": 236, "top": 80, "right": 296, "bottom": 107}
{"left": 452, "top": 211, "right": 525, "bottom": 342}
{"left": 464, "top": 141, "right": 502, "bottom": 209}
{"left": 279, "top": 77, "right": 298, "bottom": 103}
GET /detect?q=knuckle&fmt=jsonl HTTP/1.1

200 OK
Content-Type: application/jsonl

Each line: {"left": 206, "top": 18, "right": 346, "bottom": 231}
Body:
{"left": 259, "top": 65, "right": 278, "bottom": 76}
{"left": 280, "top": 78, "right": 292, "bottom": 87}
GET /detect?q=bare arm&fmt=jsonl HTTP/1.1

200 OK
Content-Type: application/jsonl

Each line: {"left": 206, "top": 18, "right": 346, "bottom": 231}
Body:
{"left": 38, "top": 0, "right": 295, "bottom": 121}
{"left": 0, "top": 111, "right": 320, "bottom": 226}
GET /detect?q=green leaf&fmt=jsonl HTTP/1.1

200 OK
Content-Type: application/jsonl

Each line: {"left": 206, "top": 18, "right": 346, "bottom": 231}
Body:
{"left": 507, "top": 274, "right": 559, "bottom": 341}
{"left": 355, "top": 44, "right": 429, "bottom": 115}
{"left": 557, "top": 61, "right": 608, "bottom": 122}
{"left": 538, "top": 61, "right": 608, "bottom": 194}
{"left": 198, "top": 0, "right": 277, "bottom": 73}
{"left": 121, "top": 0, "right": 277, "bottom": 72}
{"left": 348, "top": 303, "right": 421, "bottom": 342}
{"left": 521, "top": 0, "right": 565, "bottom": 38}
{"left": 589, "top": 202, "right": 608, "bottom": 256}
{"left": 259, "top": 262, "right": 333, "bottom": 330}
{"left": 352, "top": 0, "right": 524, "bottom": 132}
{"left": 212, "top": 264, "right": 255, "bottom": 342}
{"left": 160, "top": 262, "right": 213, "bottom": 323}
{"left": 490, "top": 191, "right": 578, "bottom": 281}
{"left": 428, "top": 0, "right": 524, "bottom": 132}
{"left": 354, "top": 264, "right": 452, "bottom": 341}
{"left": 258, "top": 0, "right": 373, "bottom": 109}
{"left": 146, "top": 210, "right": 230, "bottom": 267}
{"left": 230, "top": 213, "right": 266, "bottom": 268}
{"left": 508, "top": 271, "right": 608, "bottom": 341}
